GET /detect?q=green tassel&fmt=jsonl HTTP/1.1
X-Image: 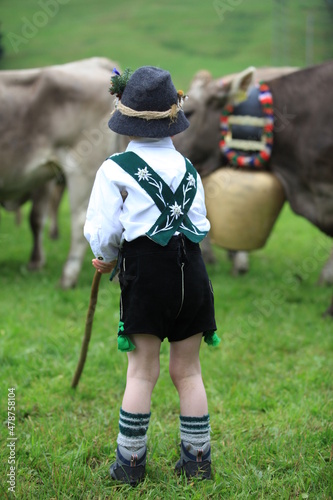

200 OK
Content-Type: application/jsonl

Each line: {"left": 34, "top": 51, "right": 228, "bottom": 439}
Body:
{"left": 204, "top": 331, "right": 221, "bottom": 347}
{"left": 118, "top": 335, "right": 136, "bottom": 352}
{"left": 117, "top": 321, "right": 136, "bottom": 352}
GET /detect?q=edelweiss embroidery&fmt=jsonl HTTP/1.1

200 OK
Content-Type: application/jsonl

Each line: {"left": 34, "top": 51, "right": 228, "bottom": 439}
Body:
{"left": 147, "top": 167, "right": 201, "bottom": 242}
{"left": 150, "top": 216, "right": 174, "bottom": 236}
{"left": 186, "top": 173, "right": 196, "bottom": 187}
{"left": 169, "top": 202, "right": 183, "bottom": 219}
{"left": 135, "top": 165, "right": 166, "bottom": 205}
{"left": 135, "top": 167, "right": 151, "bottom": 182}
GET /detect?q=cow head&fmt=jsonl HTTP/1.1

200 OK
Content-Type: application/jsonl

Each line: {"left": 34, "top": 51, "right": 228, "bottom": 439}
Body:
{"left": 173, "top": 67, "right": 256, "bottom": 177}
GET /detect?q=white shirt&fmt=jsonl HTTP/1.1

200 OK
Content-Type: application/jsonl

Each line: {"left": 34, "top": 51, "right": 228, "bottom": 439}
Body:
{"left": 84, "top": 137, "right": 210, "bottom": 261}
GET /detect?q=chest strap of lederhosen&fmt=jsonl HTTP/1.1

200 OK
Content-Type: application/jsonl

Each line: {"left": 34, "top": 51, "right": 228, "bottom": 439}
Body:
{"left": 109, "top": 151, "right": 208, "bottom": 246}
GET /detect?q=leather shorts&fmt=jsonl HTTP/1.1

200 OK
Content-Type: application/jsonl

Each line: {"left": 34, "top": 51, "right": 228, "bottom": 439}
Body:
{"left": 118, "top": 235, "right": 216, "bottom": 343}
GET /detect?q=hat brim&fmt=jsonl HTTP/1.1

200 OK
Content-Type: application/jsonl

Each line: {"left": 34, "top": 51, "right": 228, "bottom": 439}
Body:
{"left": 108, "top": 110, "right": 190, "bottom": 138}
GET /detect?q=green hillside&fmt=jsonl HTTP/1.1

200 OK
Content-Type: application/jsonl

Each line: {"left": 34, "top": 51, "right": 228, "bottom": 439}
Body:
{"left": 1, "top": 0, "right": 332, "bottom": 88}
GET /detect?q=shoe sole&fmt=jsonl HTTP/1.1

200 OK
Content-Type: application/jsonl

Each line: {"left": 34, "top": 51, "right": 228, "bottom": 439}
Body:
{"left": 110, "top": 463, "right": 145, "bottom": 486}
{"left": 175, "top": 460, "right": 211, "bottom": 480}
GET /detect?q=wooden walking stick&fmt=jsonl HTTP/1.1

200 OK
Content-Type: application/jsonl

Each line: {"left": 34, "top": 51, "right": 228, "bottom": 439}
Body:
{"left": 71, "top": 270, "right": 102, "bottom": 388}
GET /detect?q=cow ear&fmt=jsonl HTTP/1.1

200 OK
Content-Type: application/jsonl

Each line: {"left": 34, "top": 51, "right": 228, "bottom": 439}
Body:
{"left": 229, "top": 66, "right": 256, "bottom": 105}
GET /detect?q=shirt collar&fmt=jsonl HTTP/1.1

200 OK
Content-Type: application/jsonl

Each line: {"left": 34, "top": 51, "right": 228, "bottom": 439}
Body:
{"left": 127, "top": 137, "right": 175, "bottom": 151}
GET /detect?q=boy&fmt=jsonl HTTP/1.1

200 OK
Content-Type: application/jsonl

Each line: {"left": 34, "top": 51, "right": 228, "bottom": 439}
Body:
{"left": 84, "top": 66, "right": 219, "bottom": 485}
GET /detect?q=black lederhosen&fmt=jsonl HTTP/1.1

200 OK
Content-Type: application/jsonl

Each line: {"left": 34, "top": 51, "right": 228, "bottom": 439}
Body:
{"left": 118, "top": 235, "right": 216, "bottom": 343}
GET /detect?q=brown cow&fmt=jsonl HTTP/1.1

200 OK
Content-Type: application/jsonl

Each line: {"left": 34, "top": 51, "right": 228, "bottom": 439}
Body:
{"left": 175, "top": 67, "right": 298, "bottom": 274}
{"left": 173, "top": 62, "right": 333, "bottom": 314}
{"left": 0, "top": 57, "right": 126, "bottom": 288}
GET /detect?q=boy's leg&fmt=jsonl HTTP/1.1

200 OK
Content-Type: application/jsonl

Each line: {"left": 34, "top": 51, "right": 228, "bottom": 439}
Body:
{"left": 169, "top": 333, "right": 207, "bottom": 416}
{"left": 110, "top": 334, "right": 161, "bottom": 485}
{"left": 122, "top": 334, "right": 161, "bottom": 413}
{"left": 169, "top": 333, "right": 211, "bottom": 479}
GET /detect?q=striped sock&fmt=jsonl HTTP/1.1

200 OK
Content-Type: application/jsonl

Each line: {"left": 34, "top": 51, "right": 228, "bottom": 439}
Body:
{"left": 179, "top": 414, "right": 210, "bottom": 447}
{"left": 117, "top": 408, "right": 151, "bottom": 451}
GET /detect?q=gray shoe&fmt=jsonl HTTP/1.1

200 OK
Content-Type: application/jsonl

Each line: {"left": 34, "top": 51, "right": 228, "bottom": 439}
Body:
{"left": 175, "top": 441, "right": 211, "bottom": 479}
{"left": 110, "top": 444, "right": 146, "bottom": 486}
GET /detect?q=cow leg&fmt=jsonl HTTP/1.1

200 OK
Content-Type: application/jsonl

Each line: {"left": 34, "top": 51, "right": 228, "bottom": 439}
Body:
{"left": 317, "top": 246, "right": 333, "bottom": 285}
{"left": 200, "top": 235, "right": 217, "bottom": 264}
{"left": 59, "top": 130, "right": 124, "bottom": 288}
{"left": 59, "top": 173, "right": 92, "bottom": 289}
{"left": 48, "top": 178, "right": 66, "bottom": 240}
{"left": 28, "top": 185, "right": 53, "bottom": 270}
{"left": 228, "top": 251, "right": 250, "bottom": 275}
{"left": 322, "top": 296, "right": 333, "bottom": 318}
{"left": 200, "top": 236, "right": 250, "bottom": 274}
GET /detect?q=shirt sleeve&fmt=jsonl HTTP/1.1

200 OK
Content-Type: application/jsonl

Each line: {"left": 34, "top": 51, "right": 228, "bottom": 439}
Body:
{"left": 84, "top": 163, "right": 124, "bottom": 261}
{"left": 189, "top": 174, "right": 211, "bottom": 233}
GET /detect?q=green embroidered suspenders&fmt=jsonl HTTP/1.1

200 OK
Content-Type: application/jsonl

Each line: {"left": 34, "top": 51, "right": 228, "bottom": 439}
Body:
{"left": 110, "top": 151, "right": 207, "bottom": 246}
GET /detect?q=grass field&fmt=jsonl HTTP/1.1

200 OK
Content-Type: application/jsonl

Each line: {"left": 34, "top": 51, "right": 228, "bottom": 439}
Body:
{"left": 1, "top": 0, "right": 333, "bottom": 498}
{"left": 0, "top": 198, "right": 332, "bottom": 499}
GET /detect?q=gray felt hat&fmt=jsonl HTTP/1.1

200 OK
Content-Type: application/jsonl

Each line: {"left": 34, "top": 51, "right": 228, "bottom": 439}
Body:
{"left": 108, "top": 66, "right": 190, "bottom": 138}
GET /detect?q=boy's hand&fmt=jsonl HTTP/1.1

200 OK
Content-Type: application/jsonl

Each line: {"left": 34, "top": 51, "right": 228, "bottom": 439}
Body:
{"left": 92, "top": 259, "right": 117, "bottom": 274}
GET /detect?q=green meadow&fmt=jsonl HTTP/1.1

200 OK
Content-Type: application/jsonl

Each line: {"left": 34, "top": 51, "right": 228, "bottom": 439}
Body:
{"left": 1, "top": 0, "right": 333, "bottom": 498}
{"left": 1, "top": 196, "right": 332, "bottom": 499}
{"left": 1, "top": 0, "right": 332, "bottom": 85}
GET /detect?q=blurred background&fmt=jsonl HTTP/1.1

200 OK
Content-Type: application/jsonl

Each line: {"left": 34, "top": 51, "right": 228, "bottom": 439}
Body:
{"left": 1, "top": 0, "right": 333, "bottom": 89}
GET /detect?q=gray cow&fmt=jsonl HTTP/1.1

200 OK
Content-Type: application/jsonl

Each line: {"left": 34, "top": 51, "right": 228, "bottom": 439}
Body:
{"left": 0, "top": 57, "right": 125, "bottom": 288}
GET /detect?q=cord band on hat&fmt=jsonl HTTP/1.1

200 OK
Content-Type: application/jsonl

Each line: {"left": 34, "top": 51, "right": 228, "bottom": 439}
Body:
{"left": 112, "top": 100, "right": 179, "bottom": 122}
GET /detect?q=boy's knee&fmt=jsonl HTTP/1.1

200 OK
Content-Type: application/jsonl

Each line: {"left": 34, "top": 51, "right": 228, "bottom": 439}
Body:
{"left": 150, "top": 363, "right": 160, "bottom": 386}
{"left": 169, "top": 359, "right": 201, "bottom": 389}
{"left": 169, "top": 360, "right": 185, "bottom": 388}
{"left": 169, "top": 362, "right": 178, "bottom": 387}
{"left": 129, "top": 360, "right": 160, "bottom": 387}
